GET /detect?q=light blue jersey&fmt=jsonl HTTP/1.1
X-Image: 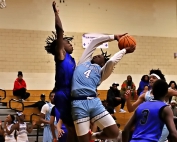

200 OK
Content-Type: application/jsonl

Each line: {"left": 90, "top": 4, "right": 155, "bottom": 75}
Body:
{"left": 71, "top": 61, "right": 101, "bottom": 97}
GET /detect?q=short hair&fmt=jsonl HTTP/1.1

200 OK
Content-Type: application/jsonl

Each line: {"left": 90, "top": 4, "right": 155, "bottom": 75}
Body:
{"left": 149, "top": 69, "right": 166, "bottom": 81}
{"left": 152, "top": 80, "right": 168, "bottom": 99}
{"left": 44, "top": 31, "right": 73, "bottom": 55}
{"left": 100, "top": 48, "right": 111, "bottom": 63}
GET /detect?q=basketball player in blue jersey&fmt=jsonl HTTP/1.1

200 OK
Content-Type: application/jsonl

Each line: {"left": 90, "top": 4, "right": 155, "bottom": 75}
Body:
{"left": 44, "top": 1, "right": 77, "bottom": 142}
{"left": 122, "top": 80, "right": 177, "bottom": 142}
{"left": 50, "top": 105, "right": 68, "bottom": 142}
{"left": 125, "top": 69, "right": 177, "bottom": 142}
{"left": 71, "top": 34, "right": 135, "bottom": 142}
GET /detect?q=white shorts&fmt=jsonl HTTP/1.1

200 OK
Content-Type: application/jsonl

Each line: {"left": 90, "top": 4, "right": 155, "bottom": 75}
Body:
{"left": 74, "top": 112, "right": 116, "bottom": 136}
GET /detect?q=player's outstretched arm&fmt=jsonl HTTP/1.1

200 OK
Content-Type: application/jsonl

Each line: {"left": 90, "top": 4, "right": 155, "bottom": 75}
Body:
{"left": 122, "top": 112, "right": 136, "bottom": 142}
{"left": 162, "top": 106, "right": 177, "bottom": 142}
{"left": 100, "top": 45, "right": 135, "bottom": 82}
{"left": 52, "top": 1, "right": 65, "bottom": 60}
{"left": 125, "top": 90, "right": 145, "bottom": 112}
{"left": 78, "top": 33, "right": 127, "bottom": 65}
{"left": 167, "top": 88, "right": 177, "bottom": 97}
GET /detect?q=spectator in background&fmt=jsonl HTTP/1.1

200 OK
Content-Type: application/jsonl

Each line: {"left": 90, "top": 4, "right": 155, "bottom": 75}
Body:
{"left": 4, "top": 114, "right": 16, "bottom": 142}
{"left": 170, "top": 100, "right": 177, "bottom": 117}
{"left": 0, "top": 120, "right": 4, "bottom": 142}
{"left": 169, "top": 81, "right": 177, "bottom": 103}
{"left": 120, "top": 75, "right": 136, "bottom": 100}
{"left": 107, "top": 83, "right": 126, "bottom": 113}
{"left": 40, "top": 92, "right": 55, "bottom": 142}
{"left": 13, "top": 71, "right": 30, "bottom": 100}
{"left": 139, "top": 85, "right": 149, "bottom": 96}
{"left": 25, "top": 94, "right": 48, "bottom": 111}
{"left": 102, "top": 100, "right": 115, "bottom": 117}
{"left": 137, "top": 75, "right": 149, "bottom": 96}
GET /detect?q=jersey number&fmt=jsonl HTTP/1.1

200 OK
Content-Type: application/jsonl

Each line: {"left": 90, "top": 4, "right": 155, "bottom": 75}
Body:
{"left": 84, "top": 70, "right": 91, "bottom": 78}
{"left": 140, "top": 109, "right": 149, "bottom": 125}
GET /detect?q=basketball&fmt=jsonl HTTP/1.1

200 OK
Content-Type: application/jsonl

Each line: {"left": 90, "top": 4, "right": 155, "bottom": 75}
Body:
{"left": 118, "top": 35, "right": 136, "bottom": 50}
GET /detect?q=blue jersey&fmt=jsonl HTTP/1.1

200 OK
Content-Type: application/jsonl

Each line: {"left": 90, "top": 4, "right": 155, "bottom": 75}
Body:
{"left": 131, "top": 100, "right": 167, "bottom": 142}
{"left": 55, "top": 53, "right": 75, "bottom": 91}
{"left": 71, "top": 61, "right": 101, "bottom": 97}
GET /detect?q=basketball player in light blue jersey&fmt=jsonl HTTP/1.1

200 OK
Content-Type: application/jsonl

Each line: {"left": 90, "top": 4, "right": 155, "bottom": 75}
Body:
{"left": 71, "top": 34, "right": 135, "bottom": 142}
{"left": 125, "top": 69, "right": 177, "bottom": 142}
{"left": 123, "top": 80, "right": 177, "bottom": 142}
{"left": 44, "top": 1, "right": 77, "bottom": 142}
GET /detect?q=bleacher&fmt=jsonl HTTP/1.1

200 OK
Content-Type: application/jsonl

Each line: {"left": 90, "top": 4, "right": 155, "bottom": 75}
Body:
{"left": 0, "top": 90, "right": 134, "bottom": 130}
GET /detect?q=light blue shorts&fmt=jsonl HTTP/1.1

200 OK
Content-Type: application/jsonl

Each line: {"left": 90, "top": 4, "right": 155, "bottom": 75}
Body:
{"left": 71, "top": 97, "right": 116, "bottom": 136}
{"left": 71, "top": 97, "right": 106, "bottom": 121}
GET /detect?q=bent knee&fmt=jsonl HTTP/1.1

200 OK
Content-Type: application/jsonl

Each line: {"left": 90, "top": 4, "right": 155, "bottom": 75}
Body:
{"left": 104, "top": 124, "right": 119, "bottom": 138}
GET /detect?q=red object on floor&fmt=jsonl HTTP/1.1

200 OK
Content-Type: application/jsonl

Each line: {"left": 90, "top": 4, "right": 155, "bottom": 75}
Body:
{"left": 89, "top": 130, "right": 94, "bottom": 142}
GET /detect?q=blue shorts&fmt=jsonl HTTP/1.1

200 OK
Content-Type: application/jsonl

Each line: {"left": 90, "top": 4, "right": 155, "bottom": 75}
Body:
{"left": 54, "top": 89, "right": 73, "bottom": 126}
{"left": 71, "top": 97, "right": 106, "bottom": 121}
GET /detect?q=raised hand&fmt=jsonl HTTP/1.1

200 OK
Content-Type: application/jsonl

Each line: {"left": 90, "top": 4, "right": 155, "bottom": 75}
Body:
{"left": 125, "top": 90, "right": 131, "bottom": 100}
{"left": 115, "top": 33, "right": 128, "bottom": 41}
{"left": 32, "top": 121, "right": 36, "bottom": 126}
{"left": 124, "top": 45, "right": 136, "bottom": 54}
{"left": 52, "top": 1, "right": 59, "bottom": 13}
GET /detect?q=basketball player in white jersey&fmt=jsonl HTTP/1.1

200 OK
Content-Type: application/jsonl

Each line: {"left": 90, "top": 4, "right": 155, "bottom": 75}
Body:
{"left": 4, "top": 114, "right": 16, "bottom": 142}
{"left": 16, "top": 112, "right": 36, "bottom": 142}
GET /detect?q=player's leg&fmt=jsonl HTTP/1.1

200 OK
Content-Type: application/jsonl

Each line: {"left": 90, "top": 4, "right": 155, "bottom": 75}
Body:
{"left": 90, "top": 98, "right": 119, "bottom": 140}
{"left": 54, "top": 91, "right": 78, "bottom": 142}
{"left": 71, "top": 100, "right": 91, "bottom": 142}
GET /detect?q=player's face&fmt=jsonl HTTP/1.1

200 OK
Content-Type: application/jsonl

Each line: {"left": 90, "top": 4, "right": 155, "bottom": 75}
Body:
{"left": 19, "top": 114, "right": 25, "bottom": 121}
{"left": 63, "top": 40, "right": 73, "bottom": 54}
{"left": 91, "top": 54, "right": 105, "bottom": 67}
{"left": 49, "top": 93, "right": 55, "bottom": 104}
{"left": 149, "top": 75, "right": 159, "bottom": 87}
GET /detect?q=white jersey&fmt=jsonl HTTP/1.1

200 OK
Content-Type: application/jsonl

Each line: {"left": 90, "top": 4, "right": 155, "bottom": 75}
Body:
{"left": 4, "top": 124, "right": 16, "bottom": 142}
{"left": 17, "top": 122, "right": 29, "bottom": 142}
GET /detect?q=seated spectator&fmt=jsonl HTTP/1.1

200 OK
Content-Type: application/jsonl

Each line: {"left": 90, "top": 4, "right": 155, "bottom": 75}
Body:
{"left": 169, "top": 81, "right": 177, "bottom": 103}
{"left": 107, "top": 83, "right": 126, "bottom": 113}
{"left": 137, "top": 75, "right": 149, "bottom": 96}
{"left": 25, "top": 94, "right": 48, "bottom": 111}
{"left": 170, "top": 100, "right": 177, "bottom": 117}
{"left": 139, "top": 85, "right": 149, "bottom": 96}
{"left": 102, "top": 100, "right": 115, "bottom": 117}
{"left": 13, "top": 71, "right": 30, "bottom": 100}
{"left": 120, "top": 75, "right": 136, "bottom": 99}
